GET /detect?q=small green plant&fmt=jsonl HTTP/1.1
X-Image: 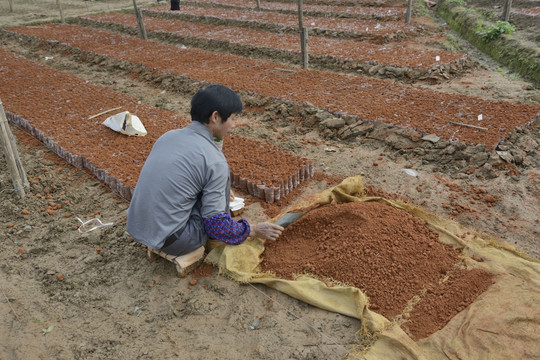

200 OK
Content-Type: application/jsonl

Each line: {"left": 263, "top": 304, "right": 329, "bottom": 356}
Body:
{"left": 476, "top": 21, "right": 515, "bottom": 41}
{"left": 496, "top": 66, "right": 507, "bottom": 74}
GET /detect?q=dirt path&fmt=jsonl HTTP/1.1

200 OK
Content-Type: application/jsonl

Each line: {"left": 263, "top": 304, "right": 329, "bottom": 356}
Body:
{"left": 1, "top": 1, "right": 539, "bottom": 359}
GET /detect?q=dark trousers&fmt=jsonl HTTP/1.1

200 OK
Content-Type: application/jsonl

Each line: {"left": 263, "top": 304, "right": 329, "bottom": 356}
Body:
{"left": 171, "top": 0, "right": 180, "bottom": 10}
{"left": 160, "top": 205, "right": 207, "bottom": 256}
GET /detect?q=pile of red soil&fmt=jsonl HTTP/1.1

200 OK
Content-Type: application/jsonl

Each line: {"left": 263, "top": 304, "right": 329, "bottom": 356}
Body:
{"left": 404, "top": 268, "right": 494, "bottom": 339}
{"left": 260, "top": 201, "right": 494, "bottom": 338}
{"left": 0, "top": 48, "right": 310, "bottom": 201}
{"left": 6, "top": 24, "right": 539, "bottom": 148}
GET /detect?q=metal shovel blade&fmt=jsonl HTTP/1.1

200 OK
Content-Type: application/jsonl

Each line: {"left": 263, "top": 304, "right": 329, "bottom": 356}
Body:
{"left": 274, "top": 211, "right": 309, "bottom": 229}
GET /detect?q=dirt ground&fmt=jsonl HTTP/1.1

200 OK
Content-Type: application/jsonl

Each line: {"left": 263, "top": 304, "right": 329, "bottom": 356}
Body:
{"left": 1, "top": 1, "right": 539, "bottom": 359}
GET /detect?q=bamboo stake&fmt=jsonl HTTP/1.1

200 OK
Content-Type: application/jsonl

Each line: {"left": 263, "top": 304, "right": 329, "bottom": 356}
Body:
{"left": 88, "top": 106, "right": 122, "bottom": 120}
{"left": 405, "top": 0, "right": 413, "bottom": 24}
{"left": 502, "top": 0, "right": 513, "bottom": 21}
{"left": 0, "top": 99, "right": 28, "bottom": 198}
{"left": 132, "top": 0, "right": 148, "bottom": 40}
{"left": 449, "top": 121, "right": 488, "bottom": 131}
{"left": 297, "top": 0, "right": 308, "bottom": 69}
{"left": 56, "top": 0, "right": 65, "bottom": 23}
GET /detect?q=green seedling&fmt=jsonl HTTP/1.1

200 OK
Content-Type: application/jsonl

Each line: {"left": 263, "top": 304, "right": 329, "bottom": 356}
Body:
{"left": 476, "top": 21, "right": 515, "bottom": 41}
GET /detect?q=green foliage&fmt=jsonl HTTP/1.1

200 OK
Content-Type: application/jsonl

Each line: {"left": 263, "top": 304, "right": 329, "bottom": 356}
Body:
{"left": 444, "top": 33, "right": 461, "bottom": 52}
{"left": 476, "top": 21, "right": 515, "bottom": 41}
{"left": 446, "top": 0, "right": 466, "bottom": 6}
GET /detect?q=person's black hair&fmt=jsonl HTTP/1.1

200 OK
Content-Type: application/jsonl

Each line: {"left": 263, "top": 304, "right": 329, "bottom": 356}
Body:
{"left": 190, "top": 84, "right": 243, "bottom": 124}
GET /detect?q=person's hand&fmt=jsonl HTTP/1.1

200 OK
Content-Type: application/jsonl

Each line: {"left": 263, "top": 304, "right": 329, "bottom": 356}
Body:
{"left": 250, "top": 222, "right": 284, "bottom": 241}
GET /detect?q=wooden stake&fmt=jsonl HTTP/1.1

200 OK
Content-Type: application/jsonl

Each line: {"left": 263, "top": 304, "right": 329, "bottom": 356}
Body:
{"left": 502, "top": 0, "right": 513, "bottom": 21}
{"left": 8, "top": 0, "right": 13, "bottom": 13}
{"left": 132, "top": 0, "right": 148, "bottom": 40}
{"left": 56, "top": 0, "right": 65, "bottom": 23}
{"left": 88, "top": 106, "right": 122, "bottom": 120}
{"left": 300, "top": 27, "right": 308, "bottom": 68}
{"left": 405, "top": 0, "right": 413, "bottom": 24}
{"left": 449, "top": 121, "right": 488, "bottom": 131}
{"left": 0, "top": 99, "right": 29, "bottom": 198}
{"left": 255, "top": 0, "right": 261, "bottom": 11}
{"left": 297, "top": 0, "right": 308, "bottom": 69}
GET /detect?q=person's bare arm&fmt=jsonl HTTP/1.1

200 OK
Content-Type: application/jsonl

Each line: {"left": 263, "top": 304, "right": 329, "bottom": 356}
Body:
{"left": 249, "top": 222, "right": 284, "bottom": 241}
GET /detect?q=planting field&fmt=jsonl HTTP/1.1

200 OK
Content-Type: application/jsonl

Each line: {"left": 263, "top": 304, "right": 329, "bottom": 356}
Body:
{"left": 1, "top": 0, "right": 540, "bottom": 359}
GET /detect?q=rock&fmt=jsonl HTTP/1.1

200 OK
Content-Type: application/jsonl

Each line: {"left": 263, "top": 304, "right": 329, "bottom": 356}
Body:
{"left": 386, "top": 133, "right": 419, "bottom": 150}
{"left": 510, "top": 149, "right": 524, "bottom": 164}
{"left": 338, "top": 122, "right": 374, "bottom": 140}
{"left": 369, "top": 124, "right": 394, "bottom": 141}
{"left": 496, "top": 151, "right": 514, "bottom": 163}
{"left": 515, "top": 136, "right": 538, "bottom": 153}
{"left": 441, "top": 145, "right": 456, "bottom": 155}
{"left": 470, "top": 153, "right": 489, "bottom": 167}
{"left": 422, "top": 134, "right": 440, "bottom": 143}
{"left": 279, "top": 124, "right": 296, "bottom": 136}
{"left": 320, "top": 117, "right": 346, "bottom": 129}
{"left": 368, "top": 65, "right": 382, "bottom": 75}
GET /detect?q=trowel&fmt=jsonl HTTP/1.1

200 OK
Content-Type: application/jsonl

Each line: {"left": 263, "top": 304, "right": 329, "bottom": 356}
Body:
{"left": 274, "top": 210, "right": 310, "bottom": 229}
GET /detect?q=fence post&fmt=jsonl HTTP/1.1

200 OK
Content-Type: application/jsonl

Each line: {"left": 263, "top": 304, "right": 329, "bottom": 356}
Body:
{"left": 0, "top": 99, "right": 29, "bottom": 198}
{"left": 297, "top": 0, "right": 308, "bottom": 68}
{"left": 56, "top": 0, "right": 65, "bottom": 23}
{"left": 405, "top": 0, "right": 413, "bottom": 24}
{"left": 502, "top": 0, "right": 513, "bottom": 21}
{"left": 132, "top": 0, "right": 148, "bottom": 40}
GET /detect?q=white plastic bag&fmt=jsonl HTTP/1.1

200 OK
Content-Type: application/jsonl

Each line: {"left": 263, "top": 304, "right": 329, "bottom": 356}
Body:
{"left": 102, "top": 111, "right": 147, "bottom": 136}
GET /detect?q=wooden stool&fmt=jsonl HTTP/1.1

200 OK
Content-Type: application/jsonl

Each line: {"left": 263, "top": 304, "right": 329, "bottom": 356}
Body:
{"left": 147, "top": 246, "right": 205, "bottom": 278}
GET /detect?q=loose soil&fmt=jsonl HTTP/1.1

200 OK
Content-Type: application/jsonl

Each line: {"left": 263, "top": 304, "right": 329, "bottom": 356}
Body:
{"left": 260, "top": 201, "right": 494, "bottom": 339}
{"left": 1, "top": 0, "right": 539, "bottom": 359}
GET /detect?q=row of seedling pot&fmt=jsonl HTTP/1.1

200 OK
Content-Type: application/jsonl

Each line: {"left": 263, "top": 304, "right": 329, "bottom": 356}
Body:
{"left": 230, "top": 163, "right": 314, "bottom": 203}
{"left": 6, "top": 112, "right": 135, "bottom": 201}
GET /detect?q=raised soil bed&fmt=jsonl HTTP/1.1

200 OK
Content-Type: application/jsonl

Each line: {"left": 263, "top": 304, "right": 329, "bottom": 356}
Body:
{"left": 143, "top": 4, "right": 419, "bottom": 41}
{"left": 182, "top": 0, "right": 407, "bottom": 19}
{"left": 260, "top": 201, "right": 494, "bottom": 339}
{"left": 78, "top": 13, "right": 470, "bottom": 80}
{"left": 0, "top": 48, "right": 311, "bottom": 202}
{"left": 4, "top": 24, "right": 540, "bottom": 148}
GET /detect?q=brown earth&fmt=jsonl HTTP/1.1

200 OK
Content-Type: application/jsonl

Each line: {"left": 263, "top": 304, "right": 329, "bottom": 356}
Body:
{"left": 1, "top": 0, "right": 539, "bottom": 359}
{"left": 260, "top": 201, "right": 495, "bottom": 339}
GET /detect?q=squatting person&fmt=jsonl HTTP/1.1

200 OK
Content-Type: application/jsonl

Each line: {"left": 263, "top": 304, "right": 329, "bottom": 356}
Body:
{"left": 126, "top": 84, "right": 283, "bottom": 275}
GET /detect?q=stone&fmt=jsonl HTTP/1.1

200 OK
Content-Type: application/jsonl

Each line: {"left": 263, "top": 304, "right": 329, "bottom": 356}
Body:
{"left": 422, "top": 134, "right": 440, "bottom": 143}
{"left": 470, "top": 153, "right": 489, "bottom": 167}
{"left": 496, "top": 151, "right": 514, "bottom": 163}
{"left": 338, "top": 122, "right": 374, "bottom": 139}
{"left": 368, "top": 65, "right": 382, "bottom": 75}
{"left": 321, "top": 117, "right": 346, "bottom": 129}
{"left": 386, "top": 133, "right": 419, "bottom": 150}
{"left": 441, "top": 145, "right": 456, "bottom": 155}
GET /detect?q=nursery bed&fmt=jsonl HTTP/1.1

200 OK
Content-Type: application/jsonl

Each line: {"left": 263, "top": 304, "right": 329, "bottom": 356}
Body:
{"left": 4, "top": 24, "right": 540, "bottom": 149}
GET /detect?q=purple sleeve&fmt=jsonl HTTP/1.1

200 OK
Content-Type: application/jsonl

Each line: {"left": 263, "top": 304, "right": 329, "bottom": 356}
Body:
{"left": 203, "top": 212, "right": 251, "bottom": 245}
